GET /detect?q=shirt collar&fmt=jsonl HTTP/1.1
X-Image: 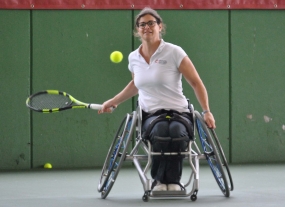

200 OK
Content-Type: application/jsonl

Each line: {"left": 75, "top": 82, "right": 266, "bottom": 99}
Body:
{"left": 136, "top": 39, "right": 165, "bottom": 57}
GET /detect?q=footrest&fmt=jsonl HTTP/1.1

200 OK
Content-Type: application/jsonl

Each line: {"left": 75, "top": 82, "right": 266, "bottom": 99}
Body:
{"left": 151, "top": 190, "right": 187, "bottom": 196}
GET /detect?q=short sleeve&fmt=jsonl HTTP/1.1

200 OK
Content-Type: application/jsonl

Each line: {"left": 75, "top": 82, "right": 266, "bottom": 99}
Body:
{"left": 174, "top": 46, "right": 187, "bottom": 69}
{"left": 128, "top": 53, "right": 134, "bottom": 73}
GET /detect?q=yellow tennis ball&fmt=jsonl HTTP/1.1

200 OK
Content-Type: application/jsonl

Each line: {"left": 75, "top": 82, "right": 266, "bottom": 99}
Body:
{"left": 44, "top": 163, "right": 52, "bottom": 169}
{"left": 110, "top": 51, "right": 123, "bottom": 63}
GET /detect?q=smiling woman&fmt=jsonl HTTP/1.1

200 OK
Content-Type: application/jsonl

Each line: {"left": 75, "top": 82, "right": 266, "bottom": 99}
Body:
{"left": 133, "top": 8, "right": 166, "bottom": 40}
{"left": 99, "top": 7, "right": 216, "bottom": 192}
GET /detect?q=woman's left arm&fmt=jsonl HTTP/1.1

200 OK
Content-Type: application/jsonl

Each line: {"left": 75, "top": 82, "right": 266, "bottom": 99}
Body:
{"left": 178, "top": 56, "right": 216, "bottom": 128}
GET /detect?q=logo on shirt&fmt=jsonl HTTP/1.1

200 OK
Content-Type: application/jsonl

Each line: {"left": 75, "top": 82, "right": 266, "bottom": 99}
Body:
{"left": 155, "top": 59, "right": 167, "bottom": 64}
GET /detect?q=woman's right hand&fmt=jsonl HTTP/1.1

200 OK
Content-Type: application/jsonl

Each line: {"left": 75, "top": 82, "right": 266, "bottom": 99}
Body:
{"left": 98, "top": 99, "right": 117, "bottom": 114}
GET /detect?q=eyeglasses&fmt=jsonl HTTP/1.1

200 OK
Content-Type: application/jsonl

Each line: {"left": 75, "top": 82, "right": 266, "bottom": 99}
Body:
{"left": 137, "top": 20, "right": 157, "bottom": 28}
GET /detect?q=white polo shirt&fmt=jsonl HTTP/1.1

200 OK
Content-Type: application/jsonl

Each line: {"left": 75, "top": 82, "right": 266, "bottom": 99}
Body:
{"left": 128, "top": 39, "right": 189, "bottom": 113}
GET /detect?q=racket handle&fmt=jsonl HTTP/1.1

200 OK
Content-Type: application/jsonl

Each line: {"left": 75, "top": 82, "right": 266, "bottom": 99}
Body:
{"left": 88, "top": 104, "right": 115, "bottom": 112}
{"left": 88, "top": 104, "right": 103, "bottom": 110}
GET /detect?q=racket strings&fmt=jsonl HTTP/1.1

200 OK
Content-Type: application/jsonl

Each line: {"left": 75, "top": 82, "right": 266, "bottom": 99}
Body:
{"left": 28, "top": 93, "right": 72, "bottom": 110}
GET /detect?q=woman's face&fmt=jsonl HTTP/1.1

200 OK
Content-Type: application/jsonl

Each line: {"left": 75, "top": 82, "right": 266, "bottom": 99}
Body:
{"left": 136, "top": 14, "right": 162, "bottom": 42}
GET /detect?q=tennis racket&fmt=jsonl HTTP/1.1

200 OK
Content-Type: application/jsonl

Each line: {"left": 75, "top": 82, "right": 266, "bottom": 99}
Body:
{"left": 26, "top": 90, "right": 111, "bottom": 113}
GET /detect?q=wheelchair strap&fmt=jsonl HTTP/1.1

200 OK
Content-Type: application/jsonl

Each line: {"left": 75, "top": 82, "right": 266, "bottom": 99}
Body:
{"left": 143, "top": 110, "right": 194, "bottom": 140}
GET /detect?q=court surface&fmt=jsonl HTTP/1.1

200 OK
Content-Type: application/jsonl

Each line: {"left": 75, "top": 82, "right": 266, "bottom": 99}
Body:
{"left": 0, "top": 164, "right": 284, "bottom": 207}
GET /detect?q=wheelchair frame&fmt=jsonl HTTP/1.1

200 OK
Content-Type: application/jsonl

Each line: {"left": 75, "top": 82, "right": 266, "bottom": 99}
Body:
{"left": 97, "top": 105, "right": 234, "bottom": 202}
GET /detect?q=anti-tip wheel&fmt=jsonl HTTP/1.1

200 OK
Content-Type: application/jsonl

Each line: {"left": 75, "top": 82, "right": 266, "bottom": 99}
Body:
{"left": 190, "top": 194, "right": 197, "bottom": 201}
{"left": 142, "top": 194, "right": 149, "bottom": 202}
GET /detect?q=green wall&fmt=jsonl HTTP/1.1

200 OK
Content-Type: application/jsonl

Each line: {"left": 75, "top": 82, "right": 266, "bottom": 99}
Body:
{"left": 231, "top": 10, "right": 285, "bottom": 163}
{"left": 0, "top": 10, "right": 31, "bottom": 169}
{"left": 31, "top": 10, "right": 132, "bottom": 168}
{"left": 0, "top": 9, "right": 284, "bottom": 170}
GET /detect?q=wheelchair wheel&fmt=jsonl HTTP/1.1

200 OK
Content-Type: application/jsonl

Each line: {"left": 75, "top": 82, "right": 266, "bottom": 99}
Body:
{"left": 210, "top": 129, "right": 234, "bottom": 191}
{"left": 97, "top": 113, "right": 136, "bottom": 199}
{"left": 194, "top": 111, "right": 230, "bottom": 197}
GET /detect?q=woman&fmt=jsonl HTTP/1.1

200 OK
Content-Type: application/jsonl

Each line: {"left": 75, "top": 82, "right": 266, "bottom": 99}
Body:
{"left": 99, "top": 7, "right": 215, "bottom": 191}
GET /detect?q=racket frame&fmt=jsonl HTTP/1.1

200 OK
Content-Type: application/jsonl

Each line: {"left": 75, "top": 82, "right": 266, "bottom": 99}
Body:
{"left": 26, "top": 90, "right": 102, "bottom": 113}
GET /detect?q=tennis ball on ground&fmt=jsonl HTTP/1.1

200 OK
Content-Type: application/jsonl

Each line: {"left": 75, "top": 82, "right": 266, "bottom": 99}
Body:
{"left": 110, "top": 51, "right": 123, "bottom": 63}
{"left": 44, "top": 163, "right": 52, "bottom": 169}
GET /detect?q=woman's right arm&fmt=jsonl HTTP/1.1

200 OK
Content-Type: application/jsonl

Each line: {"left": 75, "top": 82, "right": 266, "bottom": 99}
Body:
{"left": 98, "top": 73, "right": 138, "bottom": 114}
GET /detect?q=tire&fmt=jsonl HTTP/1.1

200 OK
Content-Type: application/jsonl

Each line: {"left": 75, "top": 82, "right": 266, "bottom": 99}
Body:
{"left": 97, "top": 112, "right": 136, "bottom": 199}
{"left": 210, "top": 128, "right": 234, "bottom": 191}
{"left": 194, "top": 111, "right": 230, "bottom": 197}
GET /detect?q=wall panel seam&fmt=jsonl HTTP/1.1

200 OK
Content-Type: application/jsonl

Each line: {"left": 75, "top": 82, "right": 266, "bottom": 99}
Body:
{"left": 228, "top": 10, "right": 233, "bottom": 163}
{"left": 29, "top": 10, "right": 34, "bottom": 169}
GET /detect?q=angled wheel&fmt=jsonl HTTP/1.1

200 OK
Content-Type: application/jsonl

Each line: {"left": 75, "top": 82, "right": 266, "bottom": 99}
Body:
{"left": 194, "top": 111, "right": 230, "bottom": 197}
{"left": 97, "top": 112, "right": 136, "bottom": 199}
{"left": 196, "top": 112, "right": 234, "bottom": 191}
{"left": 210, "top": 129, "right": 234, "bottom": 191}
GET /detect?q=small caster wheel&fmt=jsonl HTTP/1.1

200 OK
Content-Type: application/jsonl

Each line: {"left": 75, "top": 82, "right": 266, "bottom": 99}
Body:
{"left": 142, "top": 194, "right": 149, "bottom": 202}
{"left": 190, "top": 194, "right": 197, "bottom": 201}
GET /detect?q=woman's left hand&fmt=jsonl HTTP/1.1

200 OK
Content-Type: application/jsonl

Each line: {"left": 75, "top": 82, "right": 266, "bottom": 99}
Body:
{"left": 204, "top": 112, "right": 216, "bottom": 129}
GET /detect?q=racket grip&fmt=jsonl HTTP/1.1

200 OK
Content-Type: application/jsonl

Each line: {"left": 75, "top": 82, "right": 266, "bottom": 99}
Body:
{"left": 88, "top": 104, "right": 103, "bottom": 110}
{"left": 88, "top": 104, "right": 115, "bottom": 112}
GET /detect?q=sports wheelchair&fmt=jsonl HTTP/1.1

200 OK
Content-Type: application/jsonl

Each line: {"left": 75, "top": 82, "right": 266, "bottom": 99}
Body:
{"left": 97, "top": 105, "right": 234, "bottom": 202}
